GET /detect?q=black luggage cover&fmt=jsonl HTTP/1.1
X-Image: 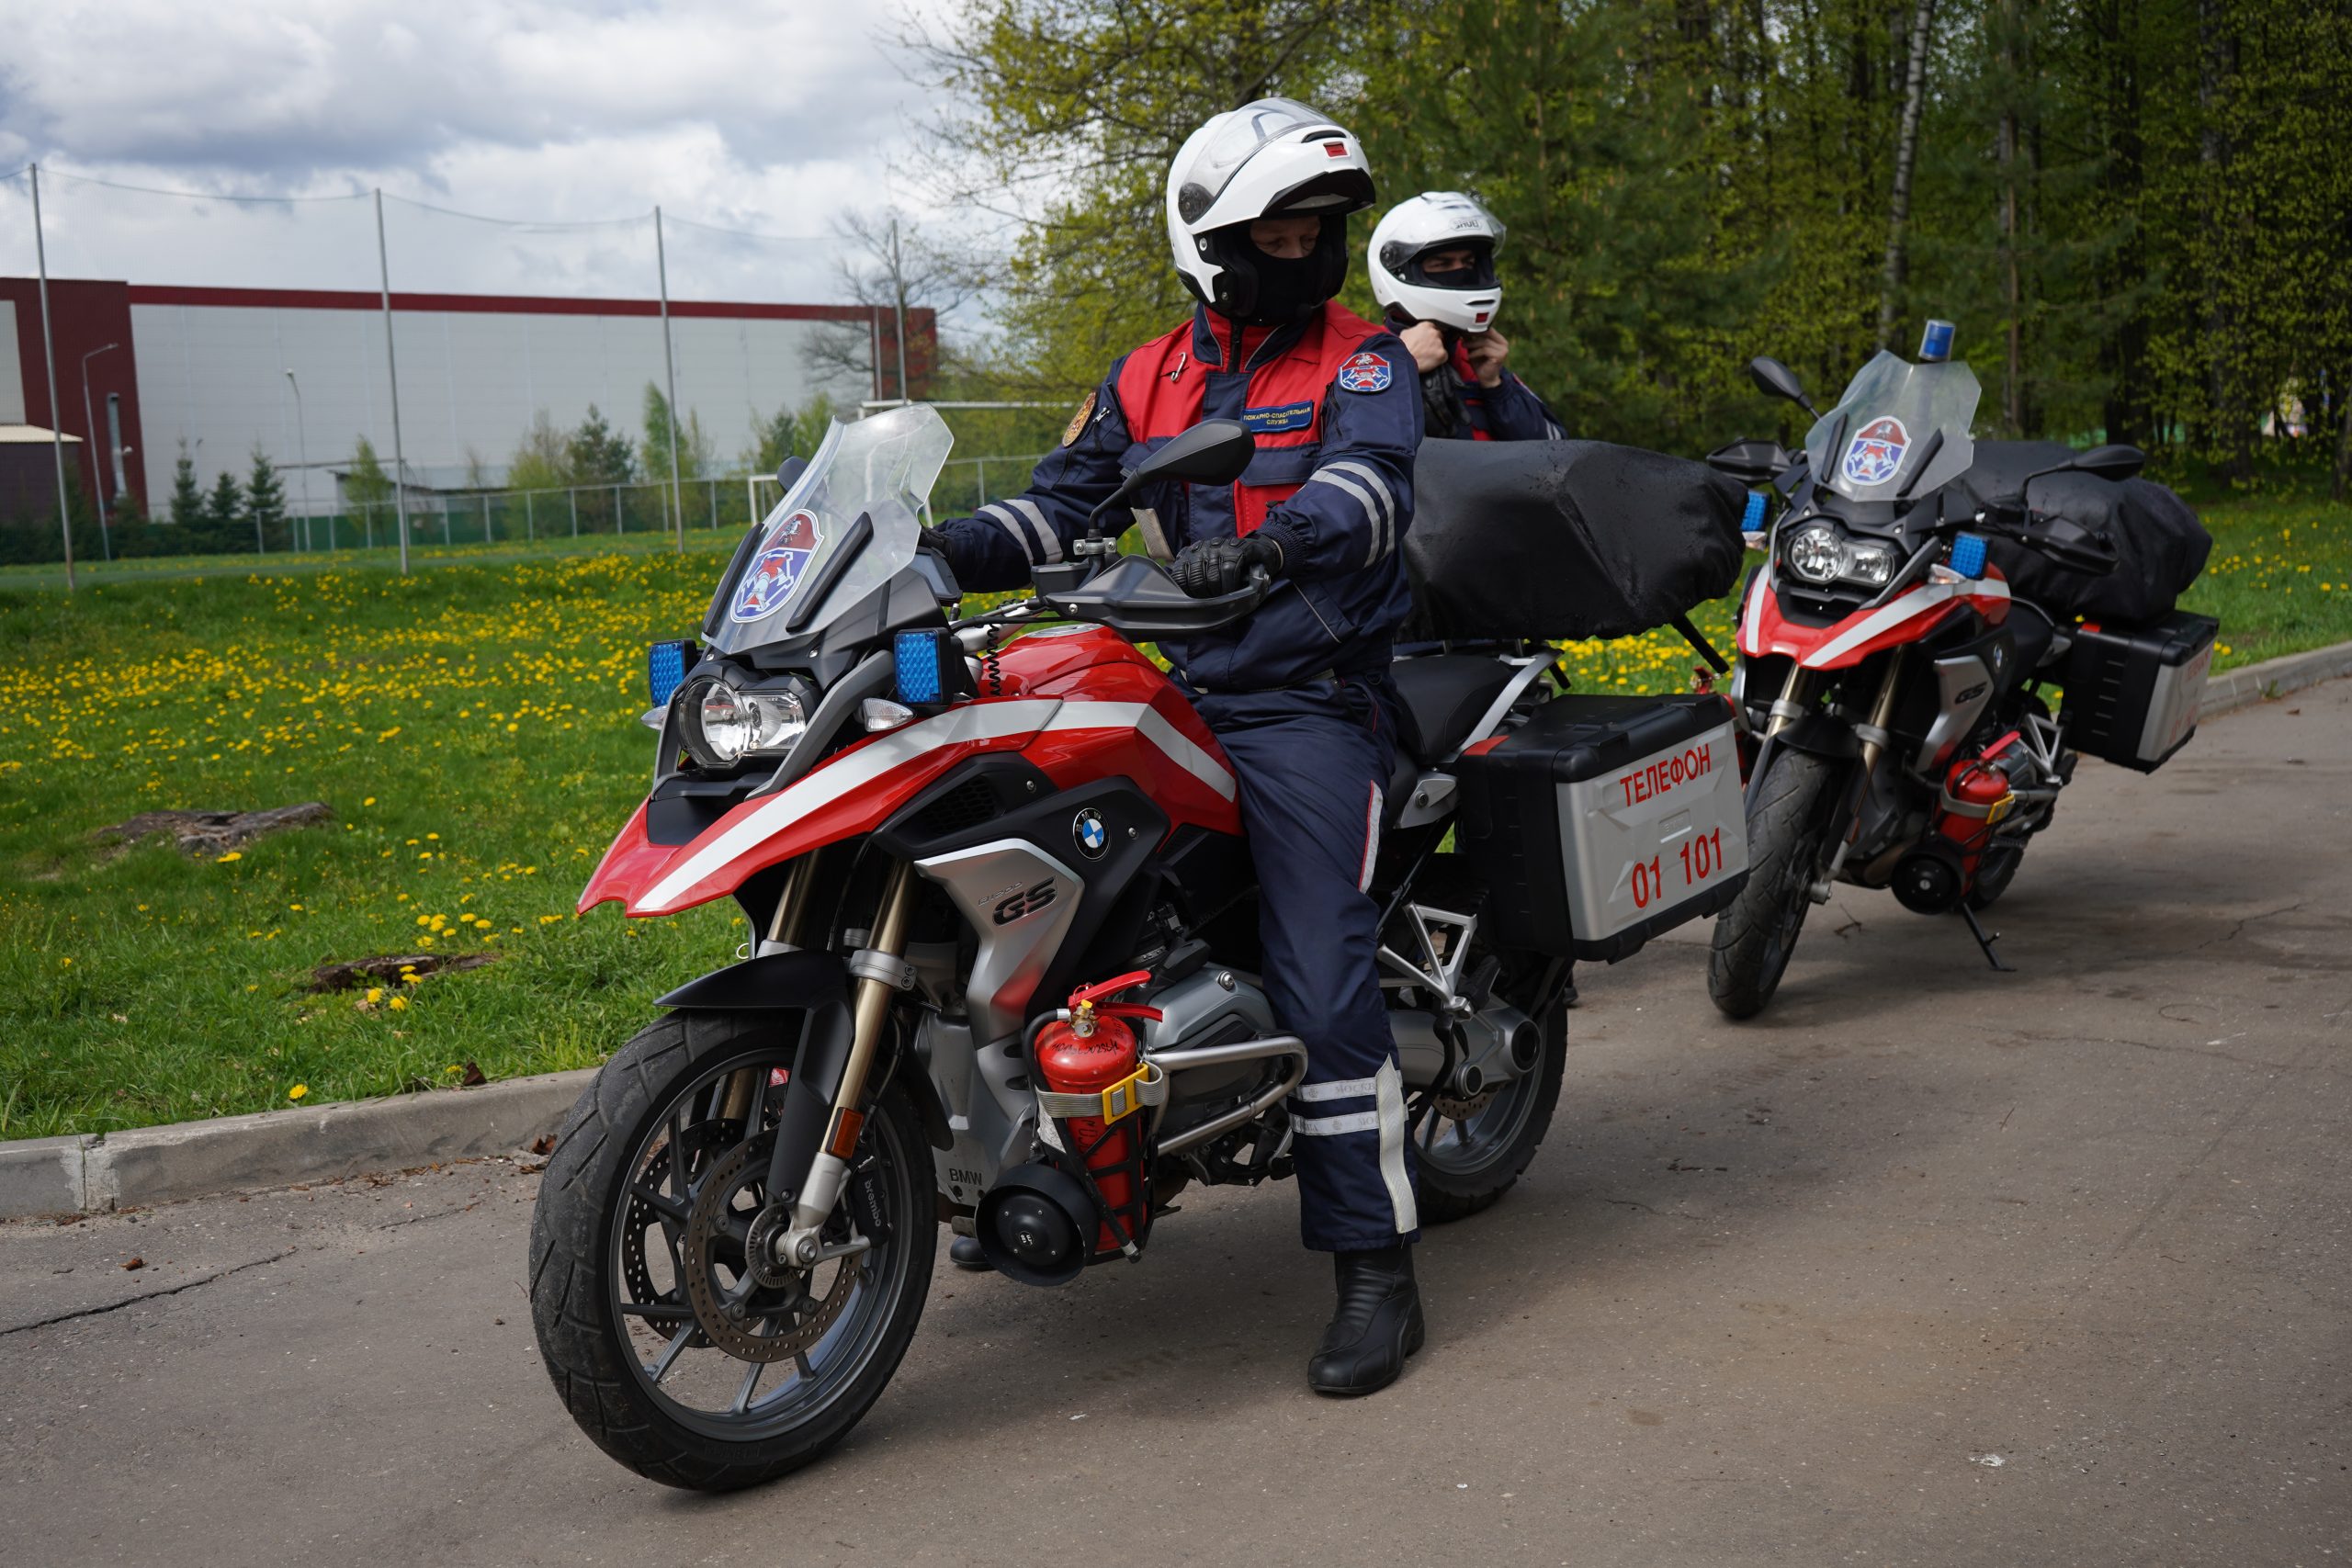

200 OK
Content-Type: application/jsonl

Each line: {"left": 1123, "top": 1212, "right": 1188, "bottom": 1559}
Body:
{"left": 1402, "top": 439, "right": 1748, "bottom": 642}
{"left": 1949, "top": 441, "right": 2212, "bottom": 623}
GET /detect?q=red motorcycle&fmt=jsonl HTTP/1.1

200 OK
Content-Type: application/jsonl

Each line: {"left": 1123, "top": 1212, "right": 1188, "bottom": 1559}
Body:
{"left": 1704, "top": 334, "right": 2216, "bottom": 1017}
{"left": 528, "top": 406, "right": 1748, "bottom": 1487}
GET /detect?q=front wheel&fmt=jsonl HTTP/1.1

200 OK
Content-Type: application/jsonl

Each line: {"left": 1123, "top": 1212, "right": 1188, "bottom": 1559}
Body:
{"left": 528, "top": 1010, "right": 934, "bottom": 1491}
{"left": 1708, "top": 750, "right": 1843, "bottom": 1020}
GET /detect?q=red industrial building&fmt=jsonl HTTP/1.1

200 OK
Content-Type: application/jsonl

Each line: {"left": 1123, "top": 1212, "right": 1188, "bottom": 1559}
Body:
{"left": 0, "top": 276, "right": 933, "bottom": 522}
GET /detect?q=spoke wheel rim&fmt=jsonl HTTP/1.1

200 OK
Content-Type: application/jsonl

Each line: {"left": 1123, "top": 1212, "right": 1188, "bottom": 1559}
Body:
{"left": 607, "top": 1049, "right": 913, "bottom": 1442}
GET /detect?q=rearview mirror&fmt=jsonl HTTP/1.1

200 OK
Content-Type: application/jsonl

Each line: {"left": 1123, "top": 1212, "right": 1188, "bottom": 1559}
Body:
{"left": 1087, "top": 419, "right": 1258, "bottom": 536}
{"left": 2068, "top": 444, "right": 2146, "bottom": 483}
{"left": 1747, "top": 355, "right": 1816, "bottom": 416}
{"left": 1129, "top": 420, "right": 1255, "bottom": 491}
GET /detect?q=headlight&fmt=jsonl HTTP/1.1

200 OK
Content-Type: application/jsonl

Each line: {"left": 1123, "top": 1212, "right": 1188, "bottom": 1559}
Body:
{"left": 1844, "top": 539, "right": 1898, "bottom": 587}
{"left": 677, "top": 676, "right": 809, "bottom": 769}
{"left": 1783, "top": 522, "right": 1900, "bottom": 590}
{"left": 1785, "top": 525, "right": 1843, "bottom": 584}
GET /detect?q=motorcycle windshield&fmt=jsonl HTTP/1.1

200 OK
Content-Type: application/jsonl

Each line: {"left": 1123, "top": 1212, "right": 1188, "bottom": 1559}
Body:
{"left": 1804, "top": 351, "right": 1981, "bottom": 504}
{"left": 704, "top": 404, "right": 953, "bottom": 655}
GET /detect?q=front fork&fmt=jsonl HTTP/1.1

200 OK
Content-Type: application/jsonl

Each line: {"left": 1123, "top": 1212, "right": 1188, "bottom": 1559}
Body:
{"left": 1759, "top": 655, "right": 1906, "bottom": 901}
{"left": 758, "top": 856, "right": 920, "bottom": 1266}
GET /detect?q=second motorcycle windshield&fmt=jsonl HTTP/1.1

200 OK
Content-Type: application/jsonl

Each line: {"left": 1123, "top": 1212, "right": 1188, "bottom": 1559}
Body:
{"left": 705, "top": 404, "right": 953, "bottom": 654}
{"left": 1804, "top": 351, "right": 1981, "bottom": 504}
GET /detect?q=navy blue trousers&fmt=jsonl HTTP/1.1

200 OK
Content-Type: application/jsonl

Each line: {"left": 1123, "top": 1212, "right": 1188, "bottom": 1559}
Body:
{"left": 1189, "top": 675, "right": 1420, "bottom": 1253}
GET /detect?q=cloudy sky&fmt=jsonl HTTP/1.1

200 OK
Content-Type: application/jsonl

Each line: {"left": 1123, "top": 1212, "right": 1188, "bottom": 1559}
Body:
{"left": 0, "top": 0, "right": 971, "bottom": 311}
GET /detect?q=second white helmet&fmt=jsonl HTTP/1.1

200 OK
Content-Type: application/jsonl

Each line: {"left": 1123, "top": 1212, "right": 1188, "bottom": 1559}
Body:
{"left": 1369, "top": 192, "right": 1506, "bottom": 333}
{"left": 1165, "top": 97, "right": 1376, "bottom": 323}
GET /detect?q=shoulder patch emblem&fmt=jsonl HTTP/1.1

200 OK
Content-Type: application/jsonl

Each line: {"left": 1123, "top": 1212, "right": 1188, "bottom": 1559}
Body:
{"left": 1336, "top": 350, "right": 1393, "bottom": 394}
{"left": 1061, "top": 389, "right": 1098, "bottom": 447}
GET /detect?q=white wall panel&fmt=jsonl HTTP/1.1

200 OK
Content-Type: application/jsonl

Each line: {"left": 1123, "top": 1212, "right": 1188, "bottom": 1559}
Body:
{"left": 132, "top": 301, "right": 874, "bottom": 513}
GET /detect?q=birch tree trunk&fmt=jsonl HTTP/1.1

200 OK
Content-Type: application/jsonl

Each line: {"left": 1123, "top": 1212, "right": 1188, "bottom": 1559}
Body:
{"left": 1878, "top": 0, "right": 1939, "bottom": 349}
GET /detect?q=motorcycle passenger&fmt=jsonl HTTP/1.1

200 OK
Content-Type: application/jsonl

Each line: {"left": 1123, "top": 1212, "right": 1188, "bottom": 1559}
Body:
{"left": 929, "top": 98, "right": 1429, "bottom": 1397}
{"left": 1369, "top": 192, "right": 1564, "bottom": 441}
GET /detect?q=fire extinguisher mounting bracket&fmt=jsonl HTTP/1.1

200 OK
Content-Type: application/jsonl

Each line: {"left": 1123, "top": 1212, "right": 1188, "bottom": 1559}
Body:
{"left": 1034, "top": 1060, "right": 1167, "bottom": 1125}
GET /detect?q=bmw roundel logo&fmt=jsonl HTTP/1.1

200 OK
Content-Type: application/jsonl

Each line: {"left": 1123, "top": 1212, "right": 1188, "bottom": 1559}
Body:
{"left": 1072, "top": 807, "right": 1109, "bottom": 860}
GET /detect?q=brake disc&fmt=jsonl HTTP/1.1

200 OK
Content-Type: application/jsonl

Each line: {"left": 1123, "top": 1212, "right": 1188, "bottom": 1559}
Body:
{"left": 619, "top": 1119, "right": 735, "bottom": 1339}
{"left": 681, "top": 1135, "right": 858, "bottom": 1364}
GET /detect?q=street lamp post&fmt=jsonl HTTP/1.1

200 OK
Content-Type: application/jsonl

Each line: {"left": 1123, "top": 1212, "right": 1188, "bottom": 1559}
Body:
{"left": 285, "top": 370, "right": 317, "bottom": 553}
{"left": 80, "top": 342, "right": 119, "bottom": 562}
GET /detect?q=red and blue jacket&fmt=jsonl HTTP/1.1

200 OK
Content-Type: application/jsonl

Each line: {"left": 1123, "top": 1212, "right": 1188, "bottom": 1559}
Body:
{"left": 934, "top": 301, "right": 1419, "bottom": 692}
{"left": 1424, "top": 337, "right": 1566, "bottom": 443}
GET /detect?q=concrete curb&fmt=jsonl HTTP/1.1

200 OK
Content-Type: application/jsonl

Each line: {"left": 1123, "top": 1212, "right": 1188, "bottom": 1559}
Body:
{"left": 3, "top": 639, "right": 2346, "bottom": 1224}
{"left": 0, "top": 1069, "right": 592, "bottom": 1221}
{"left": 2197, "top": 637, "right": 2352, "bottom": 719}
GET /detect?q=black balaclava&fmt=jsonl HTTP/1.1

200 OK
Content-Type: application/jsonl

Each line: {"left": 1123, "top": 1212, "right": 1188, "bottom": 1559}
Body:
{"left": 1201, "top": 215, "right": 1350, "bottom": 327}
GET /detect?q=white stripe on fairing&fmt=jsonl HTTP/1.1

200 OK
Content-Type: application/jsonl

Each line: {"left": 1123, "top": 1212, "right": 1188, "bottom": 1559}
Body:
{"left": 1295, "top": 1075, "right": 1377, "bottom": 1102}
{"left": 1374, "top": 1058, "right": 1417, "bottom": 1233}
{"left": 1006, "top": 498, "right": 1061, "bottom": 564}
{"left": 1293, "top": 1110, "right": 1379, "bottom": 1137}
{"left": 1051, "top": 700, "right": 1238, "bottom": 802}
{"left": 636, "top": 699, "right": 1066, "bottom": 912}
{"left": 1739, "top": 570, "right": 1769, "bottom": 655}
{"left": 1804, "top": 576, "right": 2010, "bottom": 668}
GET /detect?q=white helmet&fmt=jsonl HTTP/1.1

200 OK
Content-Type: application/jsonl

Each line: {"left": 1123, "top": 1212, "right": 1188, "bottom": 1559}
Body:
{"left": 1369, "top": 192, "right": 1505, "bottom": 333}
{"left": 1165, "top": 97, "right": 1376, "bottom": 323}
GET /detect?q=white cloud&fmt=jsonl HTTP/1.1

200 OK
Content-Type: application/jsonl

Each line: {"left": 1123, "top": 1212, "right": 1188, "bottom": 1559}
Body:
{"left": 0, "top": 0, "right": 967, "bottom": 310}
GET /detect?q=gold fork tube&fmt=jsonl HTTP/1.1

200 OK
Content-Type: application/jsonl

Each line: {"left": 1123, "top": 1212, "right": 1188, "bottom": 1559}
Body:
{"left": 826, "top": 858, "right": 917, "bottom": 1140}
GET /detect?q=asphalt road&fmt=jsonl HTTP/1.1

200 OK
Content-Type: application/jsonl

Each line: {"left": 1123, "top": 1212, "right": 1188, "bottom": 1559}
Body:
{"left": 5, "top": 682, "right": 2347, "bottom": 1568}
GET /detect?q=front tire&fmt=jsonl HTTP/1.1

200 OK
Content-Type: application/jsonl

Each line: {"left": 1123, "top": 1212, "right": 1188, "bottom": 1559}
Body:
{"left": 528, "top": 1010, "right": 935, "bottom": 1491}
{"left": 1708, "top": 750, "right": 1842, "bottom": 1020}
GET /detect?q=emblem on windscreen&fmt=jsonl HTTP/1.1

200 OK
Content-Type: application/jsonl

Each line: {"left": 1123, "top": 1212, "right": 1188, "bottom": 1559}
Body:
{"left": 1072, "top": 807, "right": 1109, "bottom": 860}
{"left": 1842, "top": 415, "right": 1909, "bottom": 487}
{"left": 730, "top": 509, "right": 823, "bottom": 622}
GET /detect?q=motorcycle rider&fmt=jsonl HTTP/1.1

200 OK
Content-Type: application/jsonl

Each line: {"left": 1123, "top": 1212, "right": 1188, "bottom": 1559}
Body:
{"left": 929, "top": 98, "right": 1429, "bottom": 1397}
{"left": 1369, "top": 192, "right": 1564, "bottom": 441}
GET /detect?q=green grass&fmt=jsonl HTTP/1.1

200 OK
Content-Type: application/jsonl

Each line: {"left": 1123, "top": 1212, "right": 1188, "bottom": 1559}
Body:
{"left": 2, "top": 485, "right": 2346, "bottom": 1139}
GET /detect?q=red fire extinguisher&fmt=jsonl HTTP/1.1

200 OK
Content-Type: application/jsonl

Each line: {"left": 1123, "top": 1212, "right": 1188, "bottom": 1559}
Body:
{"left": 1933, "top": 734, "right": 2022, "bottom": 886}
{"left": 1033, "top": 970, "right": 1163, "bottom": 1258}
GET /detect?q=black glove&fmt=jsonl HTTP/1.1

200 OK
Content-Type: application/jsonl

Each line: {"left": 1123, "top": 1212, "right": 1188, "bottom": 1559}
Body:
{"left": 1170, "top": 534, "right": 1283, "bottom": 599}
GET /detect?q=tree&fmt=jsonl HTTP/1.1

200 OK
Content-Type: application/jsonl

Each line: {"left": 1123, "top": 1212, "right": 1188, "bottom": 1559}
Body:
{"left": 567, "top": 405, "right": 635, "bottom": 486}
{"left": 345, "top": 437, "right": 392, "bottom": 546}
{"left": 168, "top": 442, "right": 203, "bottom": 529}
{"left": 906, "top": 0, "right": 1368, "bottom": 396}
{"left": 244, "top": 445, "right": 288, "bottom": 553}
{"left": 801, "top": 209, "right": 972, "bottom": 401}
{"left": 506, "top": 412, "right": 573, "bottom": 495}
{"left": 640, "top": 382, "right": 713, "bottom": 485}
{"left": 202, "top": 469, "right": 245, "bottom": 553}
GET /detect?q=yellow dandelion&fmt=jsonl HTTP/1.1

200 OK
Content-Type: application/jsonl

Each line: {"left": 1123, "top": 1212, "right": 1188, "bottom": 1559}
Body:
{"left": 217, "top": 851, "right": 243, "bottom": 863}
{"left": 288, "top": 1085, "right": 309, "bottom": 1101}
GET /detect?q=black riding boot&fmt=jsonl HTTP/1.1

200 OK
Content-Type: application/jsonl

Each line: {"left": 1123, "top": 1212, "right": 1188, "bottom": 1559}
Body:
{"left": 948, "top": 1235, "right": 993, "bottom": 1272}
{"left": 1307, "top": 1245, "right": 1425, "bottom": 1397}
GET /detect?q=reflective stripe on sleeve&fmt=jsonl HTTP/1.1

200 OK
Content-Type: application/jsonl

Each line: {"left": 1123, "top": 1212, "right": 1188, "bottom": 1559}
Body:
{"left": 1306, "top": 459, "right": 1395, "bottom": 565}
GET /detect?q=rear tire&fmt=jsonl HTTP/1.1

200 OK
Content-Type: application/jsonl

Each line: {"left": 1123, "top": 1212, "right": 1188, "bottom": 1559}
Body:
{"left": 1414, "top": 997, "right": 1566, "bottom": 1225}
{"left": 1708, "top": 750, "right": 1841, "bottom": 1020}
{"left": 528, "top": 1010, "right": 934, "bottom": 1491}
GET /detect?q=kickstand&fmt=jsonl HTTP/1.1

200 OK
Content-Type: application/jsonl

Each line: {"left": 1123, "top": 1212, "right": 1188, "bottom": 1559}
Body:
{"left": 1958, "top": 904, "right": 2016, "bottom": 972}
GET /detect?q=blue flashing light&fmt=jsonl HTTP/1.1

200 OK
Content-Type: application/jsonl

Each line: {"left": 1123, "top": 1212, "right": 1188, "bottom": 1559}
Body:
{"left": 893, "top": 630, "right": 944, "bottom": 705}
{"left": 1741, "top": 491, "right": 1768, "bottom": 531}
{"left": 1918, "top": 319, "right": 1957, "bottom": 363}
{"left": 649, "top": 640, "right": 690, "bottom": 706}
{"left": 1950, "top": 532, "right": 1988, "bottom": 580}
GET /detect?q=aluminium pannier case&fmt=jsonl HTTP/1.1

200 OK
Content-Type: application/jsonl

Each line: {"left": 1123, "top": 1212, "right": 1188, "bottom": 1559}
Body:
{"left": 1454, "top": 694, "right": 1749, "bottom": 961}
{"left": 2062, "top": 609, "right": 2217, "bottom": 773}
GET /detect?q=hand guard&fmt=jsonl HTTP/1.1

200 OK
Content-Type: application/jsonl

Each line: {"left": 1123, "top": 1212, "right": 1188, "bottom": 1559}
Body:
{"left": 1169, "top": 534, "right": 1283, "bottom": 599}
